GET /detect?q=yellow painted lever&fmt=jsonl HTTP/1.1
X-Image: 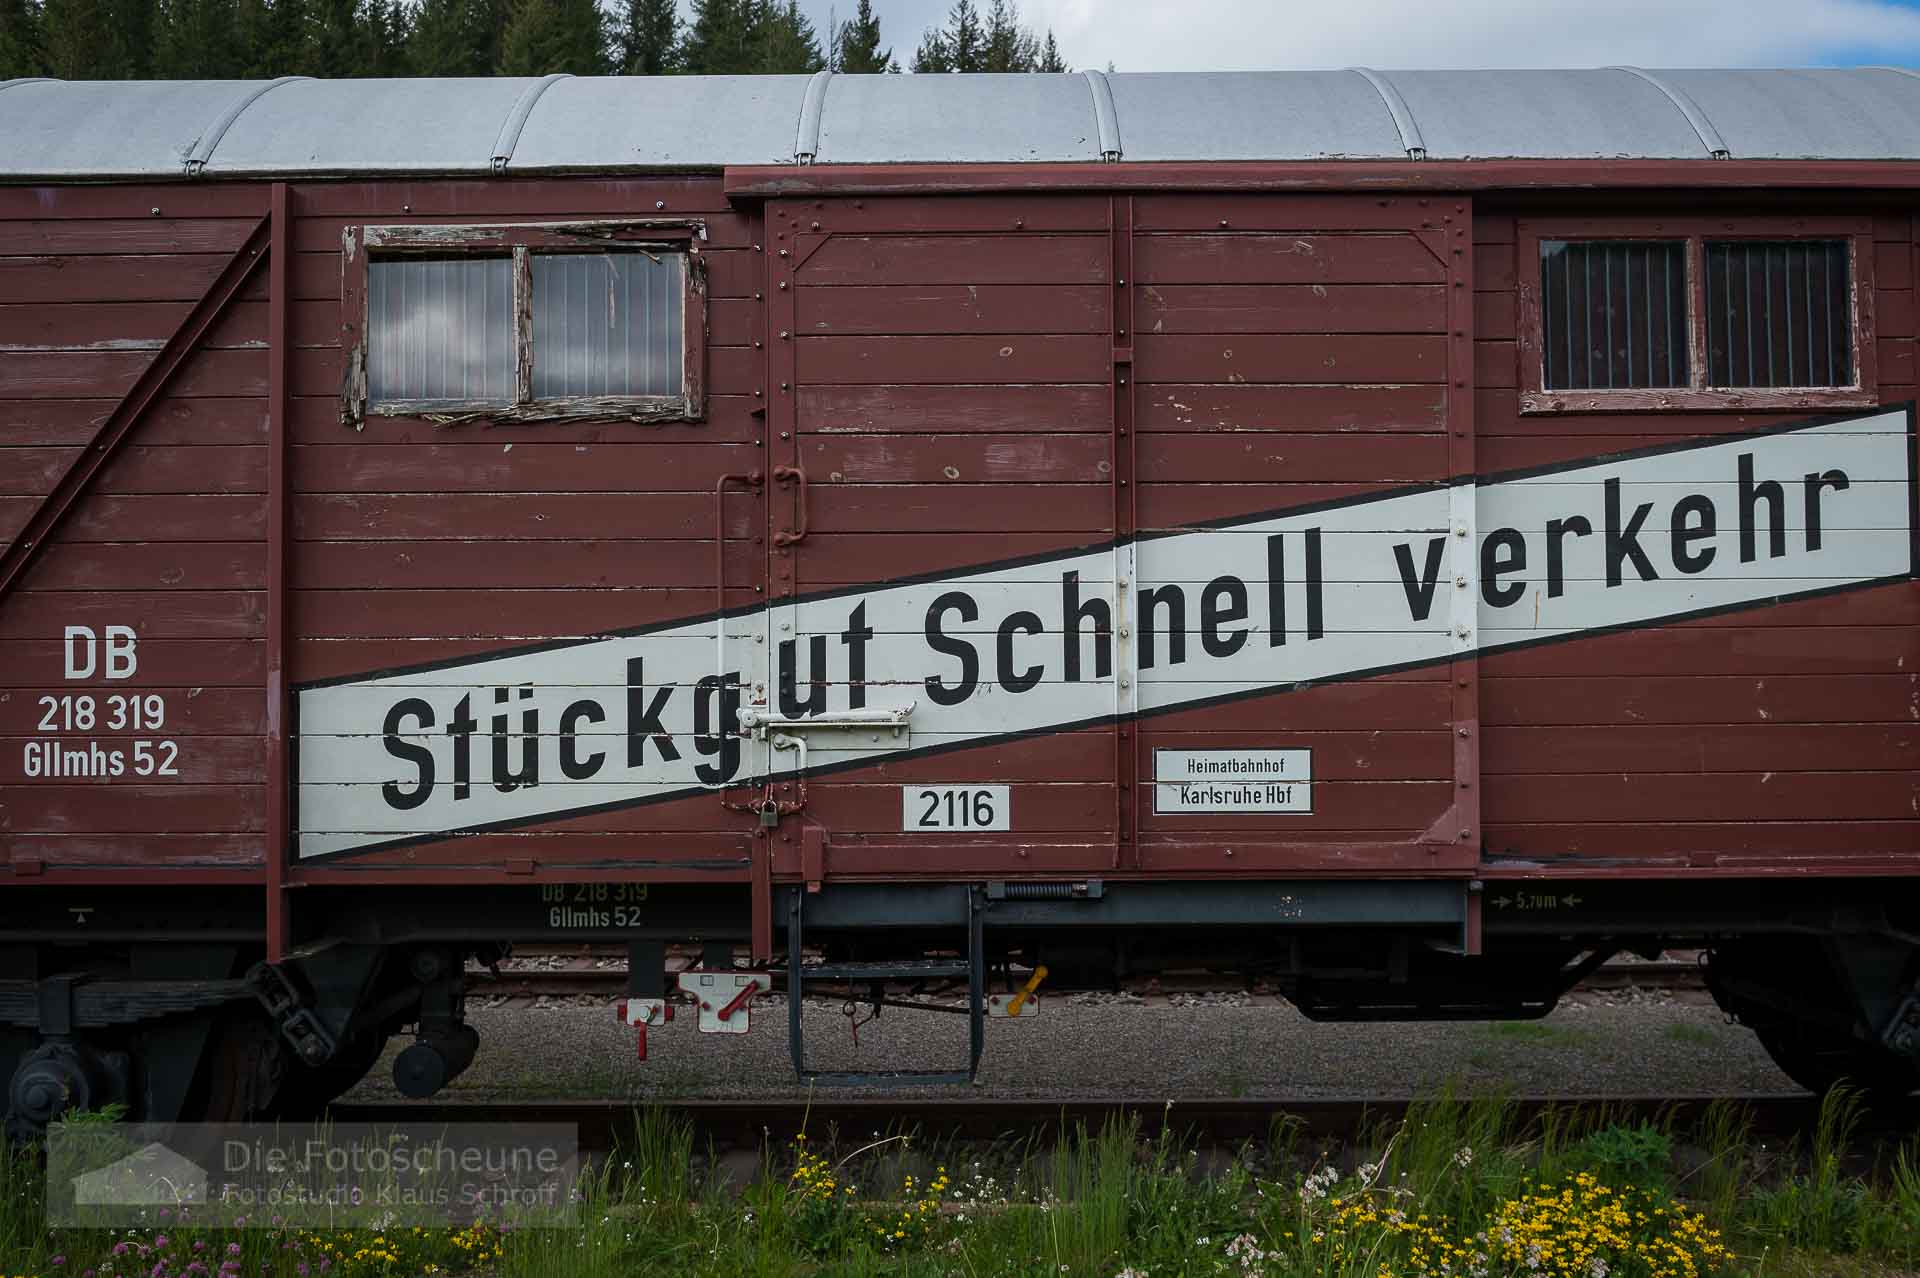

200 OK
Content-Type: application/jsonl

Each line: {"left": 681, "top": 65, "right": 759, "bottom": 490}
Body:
{"left": 1006, "top": 964, "right": 1048, "bottom": 1018}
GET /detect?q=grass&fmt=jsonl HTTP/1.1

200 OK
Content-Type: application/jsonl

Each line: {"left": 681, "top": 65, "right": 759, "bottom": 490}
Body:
{"left": 1475, "top": 1020, "right": 1589, "bottom": 1046}
{"left": 1, "top": 1087, "right": 1915, "bottom": 1277}
{"left": 1664, "top": 1022, "right": 1722, "bottom": 1049}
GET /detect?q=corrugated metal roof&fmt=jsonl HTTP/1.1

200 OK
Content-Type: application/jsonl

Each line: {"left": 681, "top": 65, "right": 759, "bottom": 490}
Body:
{"left": 1108, "top": 71, "right": 1406, "bottom": 160}
{"left": 203, "top": 77, "right": 536, "bottom": 173}
{"left": 513, "top": 74, "right": 814, "bottom": 169}
{"left": 1660, "top": 68, "right": 1920, "bottom": 159}
{"left": 1378, "top": 70, "right": 1714, "bottom": 159}
{"left": 811, "top": 73, "right": 1103, "bottom": 162}
{"left": 0, "top": 79, "right": 265, "bottom": 176}
{"left": 3, "top": 68, "right": 1918, "bottom": 179}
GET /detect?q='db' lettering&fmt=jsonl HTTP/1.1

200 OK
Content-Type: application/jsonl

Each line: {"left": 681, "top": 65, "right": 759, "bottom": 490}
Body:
{"left": 104, "top": 626, "right": 138, "bottom": 680}
{"left": 62, "top": 626, "right": 96, "bottom": 679}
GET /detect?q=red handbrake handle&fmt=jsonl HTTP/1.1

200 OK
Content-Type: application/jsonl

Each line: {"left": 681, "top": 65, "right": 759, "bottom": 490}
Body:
{"left": 716, "top": 980, "right": 762, "bottom": 1022}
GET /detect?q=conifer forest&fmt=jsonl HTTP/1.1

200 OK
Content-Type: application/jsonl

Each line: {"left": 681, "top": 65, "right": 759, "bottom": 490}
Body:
{"left": 0, "top": 0, "right": 1073, "bottom": 81}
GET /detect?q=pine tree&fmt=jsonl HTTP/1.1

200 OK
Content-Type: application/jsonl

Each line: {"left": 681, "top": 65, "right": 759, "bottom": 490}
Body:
{"left": 362, "top": 0, "right": 410, "bottom": 73}
{"left": 981, "top": 0, "right": 1033, "bottom": 72}
{"left": 754, "top": 0, "right": 818, "bottom": 73}
{"left": 113, "top": 0, "right": 154, "bottom": 73}
{"left": 680, "top": 0, "right": 756, "bottom": 74}
{"left": 42, "top": 0, "right": 147, "bottom": 76}
{"left": 409, "top": 0, "right": 479, "bottom": 74}
{"left": 909, "top": 28, "right": 944, "bottom": 72}
{"left": 304, "top": 0, "right": 356, "bottom": 75}
{"left": 911, "top": 0, "right": 983, "bottom": 73}
{"left": 408, "top": 0, "right": 501, "bottom": 74}
{"left": 618, "top": 0, "right": 675, "bottom": 73}
{"left": 234, "top": 0, "right": 309, "bottom": 76}
{"left": 0, "top": 0, "right": 43, "bottom": 77}
{"left": 40, "top": 0, "right": 103, "bottom": 77}
{"left": 832, "top": 0, "right": 892, "bottom": 73}
{"left": 498, "top": 0, "right": 607, "bottom": 75}
{"left": 155, "top": 0, "right": 240, "bottom": 77}
{"left": 1035, "top": 28, "right": 1065, "bottom": 72}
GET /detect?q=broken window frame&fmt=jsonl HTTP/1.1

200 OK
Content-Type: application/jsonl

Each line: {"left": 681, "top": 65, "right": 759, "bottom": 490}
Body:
{"left": 1516, "top": 215, "right": 1876, "bottom": 414}
{"left": 340, "top": 219, "right": 708, "bottom": 427}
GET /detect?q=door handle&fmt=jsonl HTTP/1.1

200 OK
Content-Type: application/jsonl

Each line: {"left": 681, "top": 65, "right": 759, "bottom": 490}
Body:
{"left": 773, "top": 464, "right": 807, "bottom": 546}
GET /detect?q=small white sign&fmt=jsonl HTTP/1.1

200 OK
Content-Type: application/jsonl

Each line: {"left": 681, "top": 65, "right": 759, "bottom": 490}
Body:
{"left": 903, "top": 785, "right": 1010, "bottom": 831}
{"left": 1153, "top": 749, "right": 1312, "bottom": 814}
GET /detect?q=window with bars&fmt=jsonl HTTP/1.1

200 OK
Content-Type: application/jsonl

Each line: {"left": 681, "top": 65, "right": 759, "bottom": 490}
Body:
{"left": 1705, "top": 240, "right": 1853, "bottom": 389}
{"left": 1541, "top": 240, "right": 1690, "bottom": 391}
{"left": 1520, "top": 220, "right": 1873, "bottom": 413}
{"left": 343, "top": 221, "right": 704, "bottom": 425}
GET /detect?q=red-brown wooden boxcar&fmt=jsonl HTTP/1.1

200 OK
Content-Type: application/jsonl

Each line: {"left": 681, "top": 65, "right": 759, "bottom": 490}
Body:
{"left": 1, "top": 69, "right": 1916, "bottom": 1131}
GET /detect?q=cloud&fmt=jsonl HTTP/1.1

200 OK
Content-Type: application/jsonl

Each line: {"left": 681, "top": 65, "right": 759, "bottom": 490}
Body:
{"left": 1004, "top": 0, "right": 1920, "bottom": 71}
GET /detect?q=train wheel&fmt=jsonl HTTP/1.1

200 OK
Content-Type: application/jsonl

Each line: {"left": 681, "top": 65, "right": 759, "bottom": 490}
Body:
{"left": 1754, "top": 1026, "right": 1919, "bottom": 1102}
{"left": 185, "top": 1011, "right": 287, "bottom": 1123}
{"left": 264, "top": 1032, "right": 390, "bottom": 1121}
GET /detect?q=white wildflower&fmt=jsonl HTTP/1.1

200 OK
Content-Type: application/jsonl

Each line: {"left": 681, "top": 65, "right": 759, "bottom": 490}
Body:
{"left": 1297, "top": 1165, "right": 1340, "bottom": 1204}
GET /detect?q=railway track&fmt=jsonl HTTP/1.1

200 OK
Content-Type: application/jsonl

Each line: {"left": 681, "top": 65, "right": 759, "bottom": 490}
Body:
{"left": 331, "top": 1092, "right": 1899, "bottom": 1152}
{"left": 468, "top": 949, "right": 1707, "bottom": 1003}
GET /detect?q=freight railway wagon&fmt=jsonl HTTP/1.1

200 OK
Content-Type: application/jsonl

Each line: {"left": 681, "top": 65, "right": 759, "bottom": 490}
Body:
{"left": 1, "top": 69, "right": 1918, "bottom": 1135}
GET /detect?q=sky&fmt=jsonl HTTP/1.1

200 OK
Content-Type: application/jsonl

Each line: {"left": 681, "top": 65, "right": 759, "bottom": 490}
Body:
{"left": 785, "top": 0, "right": 1920, "bottom": 71}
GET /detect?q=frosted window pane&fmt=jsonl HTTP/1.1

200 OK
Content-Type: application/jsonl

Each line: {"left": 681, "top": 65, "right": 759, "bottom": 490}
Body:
{"left": 367, "top": 256, "right": 514, "bottom": 405}
{"left": 531, "top": 252, "right": 684, "bottom": 399}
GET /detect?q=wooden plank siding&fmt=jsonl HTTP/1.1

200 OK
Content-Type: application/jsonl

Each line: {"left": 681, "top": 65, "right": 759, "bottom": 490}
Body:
{"left": 0, "top": 186, "right": 267, "bottom": 870}
{"left": 1128, "top": 196, "right": 1461, "bottom": 869}
{"left": 1, "top": 178, "right": 772, "bottom": 873}
{"left": 290, "top": 179, "right": 765, "bottom": 684}
{"left": 2, "top": 176, "right": 1914, "bottom": 882}
{"left": 771, "top": 196, "right": 1118, "bottom": 858}
{"left": 1473, "top": 202, "right": 1918, "bottom": 868}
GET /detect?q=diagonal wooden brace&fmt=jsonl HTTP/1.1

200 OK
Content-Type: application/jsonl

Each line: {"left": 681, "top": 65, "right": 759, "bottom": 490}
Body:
{"left": 0, "top": 212, "right": 273, "bottom": 605}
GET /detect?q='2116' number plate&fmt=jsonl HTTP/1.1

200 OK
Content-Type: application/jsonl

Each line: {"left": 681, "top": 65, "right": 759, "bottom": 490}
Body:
{"left": 903, "top": 785, "right": 1010, "bottom": 832}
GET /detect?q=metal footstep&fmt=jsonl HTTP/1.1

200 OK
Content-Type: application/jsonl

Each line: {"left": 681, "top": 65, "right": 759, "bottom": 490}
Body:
{"left": 786, "top": 888, "right": 987, "bottom": 1086}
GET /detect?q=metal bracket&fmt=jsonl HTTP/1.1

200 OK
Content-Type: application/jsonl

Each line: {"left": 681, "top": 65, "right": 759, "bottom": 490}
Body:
{"left": 491, "top": 73, "right": 572, "bottom": 174}
{"left": 616, "top": 996, "right": 673, "bottom": 1060}
{"left": 988, "top": 964, "right": 1048, "bottom": 1018}
{"left": 677, "top": 970, "right": 772, "bottom": 1034}
{"left": 801, "top": 820, "right": 828, "bottom": 893}
{"left": 1348, "top": 68, "right": 1426, "bottom": 160}
{"left": 739, "top": 702, "right": 914, "bottom": 753}
{"left": 1082, "top": 69, "right": 1123, "bottom": 161}
{"left": 1882, "top": 988, "right": 1920, "bottom": 1060}
{"left": 772, "top": 464, "right": 809, "bottom": 546}
{"left": 185, "top": 76, "right": 310, "bottom": 176}
{"left": 795, "top": 69, "right": 833, "bottom": 164}
{"left": 739, "top": 704, "right": 914, "bottom": 734}
{"left": 247, "top": 961, "right": 338, "bottom": 1066}
{"left": 1608, "top": 67, "right": 1730, "bottom": 160}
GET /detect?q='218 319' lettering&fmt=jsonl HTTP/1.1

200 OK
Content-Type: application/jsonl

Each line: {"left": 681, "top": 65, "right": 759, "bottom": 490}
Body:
{"left": 23, "top": 626, "right": 182, "bottom": 781}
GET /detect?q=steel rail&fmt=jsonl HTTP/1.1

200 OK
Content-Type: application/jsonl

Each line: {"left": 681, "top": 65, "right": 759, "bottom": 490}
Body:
{"left": 468, "top": 958, "right": 1708, "bottom": 1001}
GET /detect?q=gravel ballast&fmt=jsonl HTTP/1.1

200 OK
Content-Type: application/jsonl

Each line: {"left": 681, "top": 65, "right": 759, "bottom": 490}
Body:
{"left": 343, "top": 990, "right": 1795, "bottom": 1103}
